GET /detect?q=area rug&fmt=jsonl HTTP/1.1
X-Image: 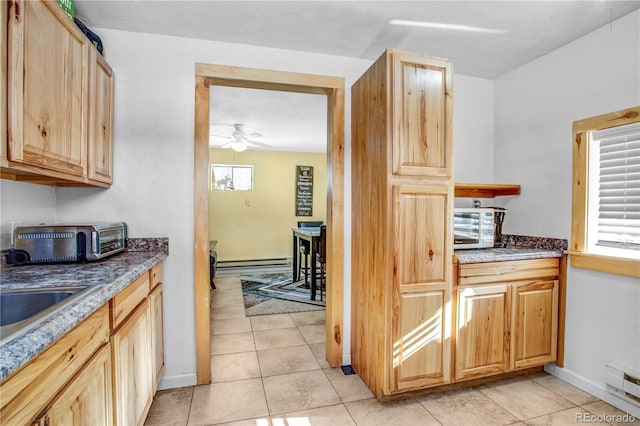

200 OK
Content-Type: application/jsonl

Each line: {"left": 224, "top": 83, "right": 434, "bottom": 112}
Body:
{"left": 241, "top": 272, "right": 326, "bottom": 316}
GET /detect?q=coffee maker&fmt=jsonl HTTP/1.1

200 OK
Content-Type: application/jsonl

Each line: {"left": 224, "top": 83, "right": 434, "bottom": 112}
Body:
{"left": 491, "top": 207, "right": 507, "bottom": 247}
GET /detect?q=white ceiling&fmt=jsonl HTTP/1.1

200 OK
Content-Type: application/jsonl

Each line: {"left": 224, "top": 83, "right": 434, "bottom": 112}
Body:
{"left": 74, "top": 0, "right": 640, "bottom": 153}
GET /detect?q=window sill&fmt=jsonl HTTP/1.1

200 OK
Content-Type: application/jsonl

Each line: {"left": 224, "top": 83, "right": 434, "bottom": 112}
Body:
{"left": 565, "top": 251, "right": 640, "bottom": 278}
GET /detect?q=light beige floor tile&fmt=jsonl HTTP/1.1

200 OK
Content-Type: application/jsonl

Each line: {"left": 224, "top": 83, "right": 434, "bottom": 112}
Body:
{"left": 212, "top": 295, "right": 244, "bottom": 308}
{"left": 212, "top": 351, "right": 261, "bottom": 382}
{"left": 533, "top": 375, "right": 599, "bottom": 406}
{"left": 144, "top": 386, "right": 194, "bottom": 426}
{"left": 345, "top": 397, "right": 440, "bottom": 426}
{"left": 212, "top": 317, "right": 252, "bottom": 335}
{"left": 211, "top": 331, "right": 255, "bottom": 355}
{"left": 582, "top": 400, "right": 640, "bottom": 426}
{"left": 215, "top": 418, "right": 272, "bottom": 426}
{"left": 323, "top": 368, "right": 374, "bottom": 403}
{"left": 257, "top": 345, "right": 320, "bottom": 377}
{"left": 262, "top": 370, "right": 341, "bottom": 415}
{"left": 480, "top": 379, "right": 575, "bottom": 420}
{"left": 272, "top": 404, "right": 356, "bottom": 426}
{"left": 418, "top": 387, "right": 518, "bottom": 425}
{"left": 254, "top": 328, "right": 306, "bottom": 350}
{"left": 250, "top": 314, "right": 296, "bottom": 331}
{"left": 309, "top": 343, "right": 331, "bottom": 369}
{"left": 289, "top": 310, "right": 326, "bottom": 326}
{"left": 298, "top": 324, "right": 325, "bottom": 344}
{"left": 188, "top": 379, "right": 268, "bottom": 425}
{"left": 525, "top": 407, "right": 608, "bottom": 425}
{"left": 211, "top": 305, "right": 246, "bottom": 320}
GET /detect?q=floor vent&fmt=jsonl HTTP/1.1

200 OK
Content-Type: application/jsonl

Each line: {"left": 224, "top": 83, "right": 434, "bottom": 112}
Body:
{"left": 216, "top": 258, "right": 292, "bottom": 275}
{"left": 605, "top": 363, "right": 640, "bottom": 406}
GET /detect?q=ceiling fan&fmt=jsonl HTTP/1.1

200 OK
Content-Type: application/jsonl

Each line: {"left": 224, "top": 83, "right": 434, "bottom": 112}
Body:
{"left": 211, "top": 123, "right": 272, "bottom": 152}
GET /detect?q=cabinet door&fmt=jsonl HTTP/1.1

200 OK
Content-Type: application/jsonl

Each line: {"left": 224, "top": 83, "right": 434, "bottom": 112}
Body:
{"left": 455, "top": 285, "right": 510, "bottom": 381}
{"left": 511, "top": 280, "right": 558, "bottom": 369}
{"left": 8, "top": 0, "right": 88, "bottom": 177}
{"left": 111, "top": 299, "right": 153, "bottom": 426}
{"left": 393, "top": 288, "right": 451, "bottom": 390}
{"left": 36, "top": 344, "right": 113, "bottom": 426}
{"left": 150, "top": 283, "right": 165, "bottom": 391}
{"left": 391, "top": 51, "right": 452, "bottom": 177}
{"left": 87, "top": 48, "right": 114, "bottom": 184}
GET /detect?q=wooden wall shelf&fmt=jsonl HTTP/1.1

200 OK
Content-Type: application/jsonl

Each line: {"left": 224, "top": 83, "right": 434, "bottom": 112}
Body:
{"left": 455, "top": 183, "right": 521, "bottom": 198}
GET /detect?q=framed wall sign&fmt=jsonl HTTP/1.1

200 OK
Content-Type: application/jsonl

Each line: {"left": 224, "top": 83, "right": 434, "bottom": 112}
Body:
{"left": 295, "top": 165, "right": 313, "bottom": 216}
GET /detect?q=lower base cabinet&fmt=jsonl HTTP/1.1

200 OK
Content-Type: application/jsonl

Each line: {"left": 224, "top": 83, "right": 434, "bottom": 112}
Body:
{"left": 150, "top": 283, "right": 165, "bottom": 391}
{"left": 34, "top": 344, "right": 113, "bottom": 426}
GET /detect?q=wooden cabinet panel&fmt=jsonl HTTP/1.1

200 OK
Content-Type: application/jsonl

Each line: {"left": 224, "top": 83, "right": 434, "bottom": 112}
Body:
{"left": 111, "top": 298, "right": 153, "bottom": 426}
{"left": 36, "top": 343, "right": 113, "bottom": 426}
{"left": 0, "top": 305, "right": 109, "bottom": 425}
{"left": 393, "top": 288, "right": 451, "bottom": 390}
{"left": 511, "top": 280, "right": 558, "bottom": 369}
{"left": 455, "top": 285, "right": 510, "bottom": 381}
{"left": 392, "top": 51, "right": 452, "bottom": 177}
{"left": 150, "top": 283, "right": 165, "bottom": 391}
{"left": 1, "top": 0, "right": 7, "bottom": 161}
{"left": 111, "top": 272, "right": 150, "bottom": 330}
{"left": 394, "top": 185, "right": 451, "bottom": 287}
{"left": 87, "top": 48, "right": 114, "bottom": 184}
{"left": 8, "top": 0, "right": 88, "bottom": 176}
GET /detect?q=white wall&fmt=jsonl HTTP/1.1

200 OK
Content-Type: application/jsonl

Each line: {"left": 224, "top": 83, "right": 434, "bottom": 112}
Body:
{"left": 2, "top": 30, "right": 494, "bottom": 386}
{"left": 494, "top": 10, "right": 640, "bottom": 416}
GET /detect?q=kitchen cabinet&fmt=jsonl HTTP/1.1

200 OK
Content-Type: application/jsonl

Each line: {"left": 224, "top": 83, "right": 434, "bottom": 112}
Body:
{"left": 454, "top": 258, "right": 560, "bottom": 381}
{"left": 351, "top": 49, "right": 453, "bottom": 397}
{"left": 0, "top": 305, "right": 110, "bottom": 425}
{"left": 150, "top": 268, "right": 165, "bottom": 390}
{"left": 1, "top": 0, "right": 7, "bottom": 155}
{"left": 34, "top": 344, "right": 113, "bottom": 426}
{"left": 455, "top": 284, "right": 510, "bottom": 380}
{"left": 2, "top": 0, "right": 113, "bottom": 187}
{"left": 111, "top": 298, "right": 154, "bottom": 426}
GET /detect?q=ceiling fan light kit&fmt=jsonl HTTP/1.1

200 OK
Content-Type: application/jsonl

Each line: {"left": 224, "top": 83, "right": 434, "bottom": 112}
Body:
{"left": 212, "top": 123, "right": 271, "bottom": 152}
{"left": 230, "top": 141, "right": 248, "bottom": 152}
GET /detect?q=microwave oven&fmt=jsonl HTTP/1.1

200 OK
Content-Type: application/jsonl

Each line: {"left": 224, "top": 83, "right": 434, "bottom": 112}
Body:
{"left": 454, "top": 208, "right": 495, "bottom": 249}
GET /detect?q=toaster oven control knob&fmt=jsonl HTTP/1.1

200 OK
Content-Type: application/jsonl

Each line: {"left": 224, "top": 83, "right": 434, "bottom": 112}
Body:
{"left": 91, "top": 231, "right": 99, "bottom": 254}
{"left": 6, "top": 249, "right": 30, "bottom": 266}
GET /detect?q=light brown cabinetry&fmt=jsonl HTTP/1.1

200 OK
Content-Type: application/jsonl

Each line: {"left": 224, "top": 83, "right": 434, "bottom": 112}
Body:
{"left": 150, "top": 282, "right": 165, "bottom": 390}
{"left": 35, "top": 344, "right": 113, "bottom": 426}
{"left": 454, "top": 258, "right": 560, "bottom": 381}
{"left": 111, "top": 299, "right": 154, "bottom": 426}
{"left": 351, "top": 49, "right": 453, "bottom": 397}
{"left": 2, "top": 0, "right": 113, "bottom": 187}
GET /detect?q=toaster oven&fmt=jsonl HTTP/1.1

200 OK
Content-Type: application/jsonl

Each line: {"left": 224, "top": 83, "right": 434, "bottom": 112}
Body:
{"left": 7, "top": 222, "right": 127, "bottom": 265}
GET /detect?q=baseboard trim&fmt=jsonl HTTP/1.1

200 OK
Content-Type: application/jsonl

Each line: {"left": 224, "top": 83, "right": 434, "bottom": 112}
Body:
{"left": 545, "top": 364, "right": 640, "bottom": 418}
{"left": 157, "top": 373, "right": 198, "bottom": 391}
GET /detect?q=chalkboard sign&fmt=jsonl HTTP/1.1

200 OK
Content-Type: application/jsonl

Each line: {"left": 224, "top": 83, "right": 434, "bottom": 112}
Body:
{"left": 295, "top": 165, "right": 314, "bottom": 216}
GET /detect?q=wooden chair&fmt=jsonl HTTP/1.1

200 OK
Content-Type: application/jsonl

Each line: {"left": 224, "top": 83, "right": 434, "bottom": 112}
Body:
{"left": 316, "top": 225, "right": 327, "bottom": 301}
{"left": 297, "top": 221, "right": 323, "bottom": 285}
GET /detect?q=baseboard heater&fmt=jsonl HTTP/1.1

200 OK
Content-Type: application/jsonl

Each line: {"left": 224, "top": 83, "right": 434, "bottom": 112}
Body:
{"left": 217, "top": 258, "right": 291, "bottom": 269}
{"left": 605, "top": 363, "right": 640, "bottom": 406}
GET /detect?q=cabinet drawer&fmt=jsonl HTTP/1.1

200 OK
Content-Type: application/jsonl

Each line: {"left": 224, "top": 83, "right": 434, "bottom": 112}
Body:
{"left": 457, "top": 258, "right": 560, "bottom": 286}
{"left": 111, "top": 273, "right": 149, "bottom": 330}
{"left": 0, "top": 305, "right": 109, "bottom": 425}
{"left": 150, "top": 262, "right": 163, "bottom": 291}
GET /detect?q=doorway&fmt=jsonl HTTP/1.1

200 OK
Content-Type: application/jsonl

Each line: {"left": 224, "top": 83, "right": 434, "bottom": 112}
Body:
{"left": 193, "top": 63, "right": 345, "bottom": 384}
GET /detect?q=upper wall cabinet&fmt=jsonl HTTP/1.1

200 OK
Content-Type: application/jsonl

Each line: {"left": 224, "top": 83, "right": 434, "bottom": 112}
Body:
{"left": 392, "top": 52, "right": 453, "bottom": 177}
{"left": 2, "top": 0, "right": 114, "bottom": 187}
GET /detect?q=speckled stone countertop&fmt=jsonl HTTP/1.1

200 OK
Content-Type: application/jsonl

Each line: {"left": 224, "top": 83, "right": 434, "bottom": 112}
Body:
{"left": 454, "top": 234, "right": 567, "bottom": 264}
{"left": 0, "top": 250, "right": 167, "bottom": 381}
{"left": 454, "top": 247, "right": 564, "bottom": 264}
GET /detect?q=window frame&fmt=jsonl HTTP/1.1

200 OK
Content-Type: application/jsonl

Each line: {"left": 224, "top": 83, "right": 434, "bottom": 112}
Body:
{"left": 211, "top": 164, "right": 254, "bottom": 191}
{"left": 569, "top": 106, "right": 640, "bottom": 278}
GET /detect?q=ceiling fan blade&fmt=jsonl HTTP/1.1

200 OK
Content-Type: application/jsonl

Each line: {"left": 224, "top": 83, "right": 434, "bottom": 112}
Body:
{"left": 248, "top": 132, "right": 262, "bottom": 138}
{"left": 245, "top": 139, "right": 272, "bottom": 148}
{"left": 221, "top": 142, "right": 234, "bottom": 148}
{"left": 210, "top": 134, "right": 232, "bottom": 139}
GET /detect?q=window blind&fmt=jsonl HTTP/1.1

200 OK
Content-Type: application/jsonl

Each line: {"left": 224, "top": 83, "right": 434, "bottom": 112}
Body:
{"left": 592, "top": 122, "right": 640, "bottom": 250}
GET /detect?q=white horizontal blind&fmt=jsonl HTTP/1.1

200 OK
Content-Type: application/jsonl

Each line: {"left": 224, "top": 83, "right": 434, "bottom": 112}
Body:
{"left": 591, "top": 122, "right": 640, "bottom": 251}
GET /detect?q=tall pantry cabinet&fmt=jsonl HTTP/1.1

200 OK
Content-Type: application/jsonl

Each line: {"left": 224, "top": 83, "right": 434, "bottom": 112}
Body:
{"left": 351, "top": 49, "right": 454, "bottom": 397}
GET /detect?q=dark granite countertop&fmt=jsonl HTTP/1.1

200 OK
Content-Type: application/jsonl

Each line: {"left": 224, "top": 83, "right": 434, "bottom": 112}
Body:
{"left": 0, "top": 250, "right": 167, "bottom": 381}
{"left": 454, "top": 246, "right": 564, "bottom": 264}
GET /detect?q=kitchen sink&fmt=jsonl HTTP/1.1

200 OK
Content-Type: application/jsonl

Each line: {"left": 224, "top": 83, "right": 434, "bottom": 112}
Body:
{"left": 0, "top": 286, "right": 90, "bottom": 343}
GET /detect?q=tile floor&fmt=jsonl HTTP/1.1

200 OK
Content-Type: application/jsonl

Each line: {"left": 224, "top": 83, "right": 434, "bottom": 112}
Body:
{"left": 145, "top": 274, "right": 638, "bottom": 426}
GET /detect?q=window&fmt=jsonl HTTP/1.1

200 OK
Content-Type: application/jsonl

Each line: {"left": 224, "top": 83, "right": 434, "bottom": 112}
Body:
{"left": 570, "top": 106, "right": 640, "bottom": 278}
{"left": 212, "top": 164, "right": 253, "bottom": 191}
